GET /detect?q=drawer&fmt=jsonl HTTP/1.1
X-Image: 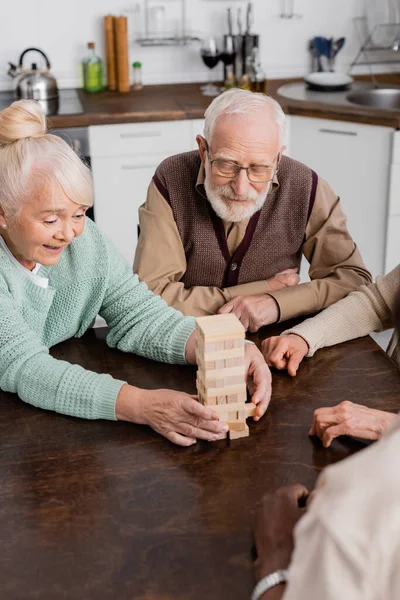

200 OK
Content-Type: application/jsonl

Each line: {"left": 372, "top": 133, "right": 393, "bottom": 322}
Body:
{"left": 89, "top": 120, "right": 192, "bottom": 158}
{"left": 388, "top": 164, "right": 400, "bottom": 216}
{"left": 385, "top": 216, "right": 400, "bottom": 273}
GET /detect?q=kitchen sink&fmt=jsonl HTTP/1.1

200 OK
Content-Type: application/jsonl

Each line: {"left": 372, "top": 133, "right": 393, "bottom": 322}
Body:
{"left": 346, "top": 88, "right": 400, "bottom": 110}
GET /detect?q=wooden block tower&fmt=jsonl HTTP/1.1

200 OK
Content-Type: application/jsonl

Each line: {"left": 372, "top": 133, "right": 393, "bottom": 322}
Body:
{"left": 195, "top": 314, "right": 256, "bottom": 440}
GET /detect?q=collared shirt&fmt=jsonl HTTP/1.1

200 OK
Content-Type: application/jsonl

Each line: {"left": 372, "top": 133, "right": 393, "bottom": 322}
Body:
{"left": 283, "top": 416, "right": 400, "bottom": 600}
{"left": 133, "top": 162, "right": 371, "bottom": 321}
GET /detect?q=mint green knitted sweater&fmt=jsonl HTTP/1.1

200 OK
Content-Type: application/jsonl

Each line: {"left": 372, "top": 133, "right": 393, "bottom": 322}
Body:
{"left": 0, "top": 218, "right": 196, "bottom": 421}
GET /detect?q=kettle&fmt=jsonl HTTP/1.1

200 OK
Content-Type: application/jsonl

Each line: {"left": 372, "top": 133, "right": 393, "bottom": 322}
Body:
{"left": 8, "top": 48, "right": 58, "bottom": 101}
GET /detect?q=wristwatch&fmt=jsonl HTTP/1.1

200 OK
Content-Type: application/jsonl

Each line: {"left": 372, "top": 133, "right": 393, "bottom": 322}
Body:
{"left": 251, "top": 569, "right": 289, "bottom": 600}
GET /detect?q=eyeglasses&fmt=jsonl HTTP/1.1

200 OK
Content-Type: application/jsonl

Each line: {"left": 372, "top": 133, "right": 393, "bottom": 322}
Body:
{"left": 205, "top": 142, "right": 279, "bottom": 184}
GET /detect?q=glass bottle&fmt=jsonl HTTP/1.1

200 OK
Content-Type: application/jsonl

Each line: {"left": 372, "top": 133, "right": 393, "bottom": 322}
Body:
{"left": 82, "top": 42, "right": 104, "bottom": 93}
{"left": 132, "top": 61, "right": 143, "bottom": 91}
{"left": 250, "top": 47, "right": 266, "bottom": 94}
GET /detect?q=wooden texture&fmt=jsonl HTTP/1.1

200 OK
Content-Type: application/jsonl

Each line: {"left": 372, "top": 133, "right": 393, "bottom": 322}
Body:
{"left": 104, "top": 15, "right": 117, "bottom": 92}
{"left": 114, "top": 16, "right": 130, "bottom": 93}
{"left": 0, "top": 322, "right": 398, "bottom": 598}
{"left": 45, "top": 75, "right": 400, "bottom": 129}
{"left": 196, "top": 315, "right": 248, "bottom": 438}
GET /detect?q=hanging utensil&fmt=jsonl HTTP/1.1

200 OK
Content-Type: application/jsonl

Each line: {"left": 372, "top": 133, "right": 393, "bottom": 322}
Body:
{"left": 246, "top": 2, "right": 253, "bottom": 35}
{"left": 227, "top": 7, "right": 233, "bottom": 36}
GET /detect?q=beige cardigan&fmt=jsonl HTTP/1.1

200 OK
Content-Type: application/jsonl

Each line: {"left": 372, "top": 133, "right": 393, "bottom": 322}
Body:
{"left": 283, "top": 264, "right": 400, "bottom": 368}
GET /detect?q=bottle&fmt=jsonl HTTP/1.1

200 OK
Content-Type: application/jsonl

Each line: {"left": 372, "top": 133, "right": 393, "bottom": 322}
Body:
{"left": 132, "top": 61, "right": 143, "bottom": 91}
{"left": 82, "top": 42, "right": 104, "bottom": 93}
{"left": 250, "top": 47, "right": 266, "bottom": 94}
{"left": 239, "top": 55, "right": 252, "bottom": 91}
{"left": 224, "top": 66, "right": 236, "bottom": 91}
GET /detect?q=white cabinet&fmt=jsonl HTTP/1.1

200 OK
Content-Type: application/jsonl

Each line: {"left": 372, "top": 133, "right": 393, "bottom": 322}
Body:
{"left": 89, "top": 120, "right": 193, "bottom": 265}
{"left": 288, "top": 116, "right": 394, "bottom": 278}
{"left": 385, "top": 130, "right": 400, "bottom": 273}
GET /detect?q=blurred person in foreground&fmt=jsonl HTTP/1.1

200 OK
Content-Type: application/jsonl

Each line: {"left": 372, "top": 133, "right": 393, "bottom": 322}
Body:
{"left": 251, "top": 300, "right": 400, "bottom": 600}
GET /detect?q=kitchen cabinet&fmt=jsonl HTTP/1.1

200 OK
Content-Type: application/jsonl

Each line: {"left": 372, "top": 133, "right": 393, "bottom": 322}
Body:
{"left": 288, "top": 116, "right": 394, "bottom": 279}
{"left": 89, "top": 120, "right": 193, "bottom": 265}
{"left": 385, "top": 130, "right": 400, "bottom": 273}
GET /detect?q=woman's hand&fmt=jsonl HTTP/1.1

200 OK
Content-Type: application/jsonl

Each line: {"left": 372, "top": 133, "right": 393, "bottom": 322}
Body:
{"left": 244, "top": 342, "right": 272, "bottom": 421}
{"left": 116, "top": 384, "right": 229, "bottom": 446}
{"left": 309, "top": 401, "right": 397, "bottom": 447}
{"left": 261, "top": 334, "right": 309, "bottom": 376}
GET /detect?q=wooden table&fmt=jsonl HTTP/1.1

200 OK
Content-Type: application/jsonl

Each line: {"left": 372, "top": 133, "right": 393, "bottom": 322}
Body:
{"left": 0, "top": 325, "right": 398, "bottom": 599}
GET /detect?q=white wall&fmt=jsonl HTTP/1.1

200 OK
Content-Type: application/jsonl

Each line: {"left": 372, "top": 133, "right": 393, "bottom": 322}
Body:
{"left": 0, "top": 0, "right": 381, "bottom": 91}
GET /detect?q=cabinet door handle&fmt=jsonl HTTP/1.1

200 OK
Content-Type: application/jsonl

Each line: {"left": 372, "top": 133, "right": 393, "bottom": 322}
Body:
{"left": 318, "top": 128, "right": 357, "bottom": 136}
{"left": 119, "top": 131, "right": 162, "bottom": 139}
{"left": 121, "top": 164, "right": 154, "bottom": 170}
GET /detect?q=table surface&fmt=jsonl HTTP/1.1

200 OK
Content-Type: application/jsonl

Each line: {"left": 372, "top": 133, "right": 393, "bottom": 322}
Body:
{"left": 0, "top": 324, "right": 398, "bottom": 599}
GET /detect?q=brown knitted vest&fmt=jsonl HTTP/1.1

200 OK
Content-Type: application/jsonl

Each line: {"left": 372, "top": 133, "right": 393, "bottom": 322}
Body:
{"left": 153, "top": 151, "right": 317, "bottom": 288}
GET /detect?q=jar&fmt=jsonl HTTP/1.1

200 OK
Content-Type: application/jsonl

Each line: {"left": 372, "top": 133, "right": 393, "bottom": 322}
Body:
{"left": 132, "top": 61, "right": 143, "bottom": 91}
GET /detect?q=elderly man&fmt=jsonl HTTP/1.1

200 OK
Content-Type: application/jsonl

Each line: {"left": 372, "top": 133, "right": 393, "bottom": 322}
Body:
{"left": 134, "top": 89, "right": 371, "bottom": 330}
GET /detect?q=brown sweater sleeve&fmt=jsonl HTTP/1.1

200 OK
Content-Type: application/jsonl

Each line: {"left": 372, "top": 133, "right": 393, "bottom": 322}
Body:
{"left": 133, "top": 180, "right": 268, "bottom": 316}
{"left": 267, "top": 177, "right": 372, "bottom": 323}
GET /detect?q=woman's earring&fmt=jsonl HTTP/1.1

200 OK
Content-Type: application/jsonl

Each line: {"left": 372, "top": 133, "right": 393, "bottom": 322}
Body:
{"left": 1, "top": 224, "right": 7, "bottom": 229}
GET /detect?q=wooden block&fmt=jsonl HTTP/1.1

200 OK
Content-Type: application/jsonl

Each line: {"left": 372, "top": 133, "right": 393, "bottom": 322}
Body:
{"left": 225, "top": 356, "right": 245, "bottom": 368}
{"left": 208, "top": 430, "right": 228, "bottom": 442}
{"left": 229, "top": 424, "right": 249, "bottom": 439}
{"left": 226, "top": 375, "right": 244, "bottom": 386}
{"left": 204, "top": 348, "right": 244, "bottom": 361}
{"left": 205, "top": 383, "right": 247, "bottom": 397}
{"left": 218, "top": 411, "right": 229, "bottom": 422}
{"left": 204, "top": 366, "right": 245, "bottom": 380}
{"left": 228, "top": 411, "right": 238, "bottom": 421}
{"left": 227, "top": 421, "right": 246, "bottom": 431}
{"left": 212, "top": 400, "right": 250, "bottom": 414}
{"left": 217, "top": 395, "right": 227, "bottom": 405}
{"left": 238, "top": 409, "right": 247, "bottom": 421}
{"left": 196, "top": 314, "right": 245, "bottom": 337}
{"left": 224, "top": 340, "right": 234, "bottom": 350}
{"left": 227, "top": 393, "right": 238, "bottom": 403}
{"left": 233, "top": 339, "right": 244, "bottom": 348}
{"left": 245, "top": 403, "right": 256, "bottom": 418}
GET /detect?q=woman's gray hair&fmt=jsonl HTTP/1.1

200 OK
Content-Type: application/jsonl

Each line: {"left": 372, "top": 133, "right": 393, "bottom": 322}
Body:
{"left": 203, "top": 88, "right": 286, "bottom": 146}
{"left": 0, "top": 99, "right": 93, "bottom": 221}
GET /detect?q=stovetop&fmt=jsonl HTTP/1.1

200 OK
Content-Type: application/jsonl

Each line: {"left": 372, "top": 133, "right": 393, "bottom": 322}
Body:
{"left": 0, "top": 88, "right": 84, "bottom": 116}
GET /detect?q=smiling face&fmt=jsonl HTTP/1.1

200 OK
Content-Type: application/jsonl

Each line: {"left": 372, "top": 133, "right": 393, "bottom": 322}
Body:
{"left": 0, "top": 181, "right": 87, "bottom": 271}
{"left": 198, "top": 111, "right": 284, "bottom": 222}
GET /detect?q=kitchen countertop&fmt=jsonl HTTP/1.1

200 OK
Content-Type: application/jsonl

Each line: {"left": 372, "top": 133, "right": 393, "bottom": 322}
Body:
{"left": 39, "top": 75, "right": 400, "bottom": 129}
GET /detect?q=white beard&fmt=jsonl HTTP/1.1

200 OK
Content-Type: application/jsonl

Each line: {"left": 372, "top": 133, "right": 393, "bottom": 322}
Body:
{"left": 204, "top": 166, "right": 271, "bottom": 223}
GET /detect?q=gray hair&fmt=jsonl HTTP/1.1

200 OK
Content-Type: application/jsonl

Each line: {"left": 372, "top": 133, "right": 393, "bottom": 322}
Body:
{"left": 0, "top": 100, "right": 93, "bottom": 221}
{"left": 203, "top": 88, "right": 286, "bottom": 146}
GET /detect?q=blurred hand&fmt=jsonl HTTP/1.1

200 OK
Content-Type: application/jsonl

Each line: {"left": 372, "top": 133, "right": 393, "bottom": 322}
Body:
{"left": 266, "top": 268, "right": 300, "bottom": 292}
{"left": 244, "top": 342, "right": 272, "bottom": 421}
{"left": 262, "top": 334, "right": 309, "bottom": 376}
{"left": 309, "top": 401, "right": 397, "bottom": 447}
{"left": 218, "top": 295, "right": 279, "bottom": 331}
{"left": 253, "top": 484, "right": 309, "bottom": 579}
{"left": 116, "top": 385, "right": 229, "bottom": 446}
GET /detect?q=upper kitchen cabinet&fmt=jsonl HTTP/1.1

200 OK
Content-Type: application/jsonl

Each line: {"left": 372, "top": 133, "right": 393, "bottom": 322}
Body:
{"left": 89, "top": 120, "right": 193, "bottom": 265}
{"left": 288, "top": 116, "right": 394, "bottom": 279}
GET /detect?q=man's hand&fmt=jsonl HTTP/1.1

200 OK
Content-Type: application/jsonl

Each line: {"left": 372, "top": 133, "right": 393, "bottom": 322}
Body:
{"left": 261, "top": 334, "right": 309, "bottom": 376}
{"left": 218, "top": 295, "right": 279, "bottom": 331}
{"left": 253, "top": 485, "right": 309, "bottom": 581}
{"left": 266, "top": 268, "right": 300, "bottom": 292}
{"left": 309, "top": 401, "right": 397, "bottom": 447}
{"left": 244, "top": 343, "right": 272, "bottom": 420}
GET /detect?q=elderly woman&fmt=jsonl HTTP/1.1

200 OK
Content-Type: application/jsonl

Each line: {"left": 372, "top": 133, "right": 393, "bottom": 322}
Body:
{"left": 0, "top": 99, "right": 271, "bottom": 446}
{"left": 262, "top": 266, "right": 400, "bottom": 447}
